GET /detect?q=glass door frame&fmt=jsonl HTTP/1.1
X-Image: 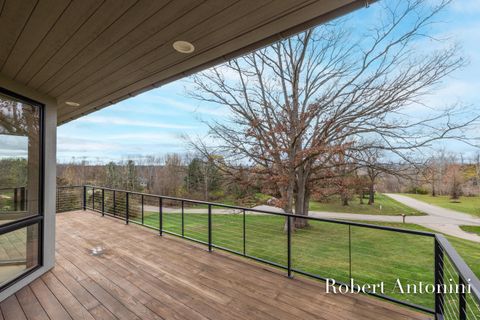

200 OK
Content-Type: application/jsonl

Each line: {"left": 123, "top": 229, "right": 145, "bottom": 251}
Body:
{"left": 0, "top": 87, "right": 44, "bottom": 292}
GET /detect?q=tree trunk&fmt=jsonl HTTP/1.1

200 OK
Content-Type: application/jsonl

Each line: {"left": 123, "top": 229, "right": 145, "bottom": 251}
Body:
{"left": 341, "top": 194, "right": 349, "bottom": 206}
{"left": 368, "top": 183, "right": 375, "bottom": 205}
{"left": 202, "top": 164, "right": 210, "bottom": 201}
{"left": 293, "top": 169, "right": 309, "bottom": 229}
{"left": 283, "top": 168, "right": 309, "bottom": 232}
{"left": 303, "top": 188, "right": 310, "bottom": 216}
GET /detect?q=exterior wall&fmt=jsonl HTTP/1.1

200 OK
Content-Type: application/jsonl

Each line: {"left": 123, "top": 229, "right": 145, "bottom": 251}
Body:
{"left": 0, "top": 74, "right": 57, "bottom": 301}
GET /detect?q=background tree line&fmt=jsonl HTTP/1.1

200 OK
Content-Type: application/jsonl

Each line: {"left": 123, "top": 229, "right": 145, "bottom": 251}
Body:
{"left": 57, "top": 154, "right": 252, "bottom": 204}
{"left": 56, "top": 147, "right": 480, "bottom": 211}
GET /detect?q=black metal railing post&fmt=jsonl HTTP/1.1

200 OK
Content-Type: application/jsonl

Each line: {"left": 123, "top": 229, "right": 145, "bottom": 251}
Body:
{"left": 435, "top": 239, "right": 445, "bottom": 319}
{"left": 141, "top": 194, "right": 144, "bottom": 225}
{"left": 181, "top": 200, "right": 184, "bottom": 237}
{"left": 159, "top": 197, "right": 163, "bottom": 236}
{"left": 92, "top": 187, "right": 95, "bottom": 211}
{"left": 287, "top": 216, "right": 292, "bottom": 278}
{"left": 243, "top": 209, "right": 246, "bottom": 256}
{"left": 20, "top": 187, "right": 25, "bottom": 211}
{"left": 126, "top": 192, "right": 129, "bottom": 225}
{"left": 113, "top": 190, "right": 116, "bottom": 216}
{"left": 101, "top": 188, "right": 105, "bottom": 216}
{"left": 14, "top": 188, "right": 18, "bottom": 211}
{"left": 459, "top": 276, "right": 467, "bottom": 320}
{"left": 83, "top": 186, "right": 86, "bottom": 210}
{"left": 208, "top": 204, "right": 212, "bottom": 252}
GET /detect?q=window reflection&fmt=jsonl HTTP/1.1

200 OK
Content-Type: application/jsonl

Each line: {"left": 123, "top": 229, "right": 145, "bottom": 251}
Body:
{"left": 0, "top": 93, "right": 40, "bottom": 224}
{"left": 0, "top": 224, "right": 39, "bottom": 285}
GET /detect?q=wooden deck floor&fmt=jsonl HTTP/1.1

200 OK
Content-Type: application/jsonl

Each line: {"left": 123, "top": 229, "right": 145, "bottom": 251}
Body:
{"left": 0, "top": 210, "right": 431, "bottom": 320}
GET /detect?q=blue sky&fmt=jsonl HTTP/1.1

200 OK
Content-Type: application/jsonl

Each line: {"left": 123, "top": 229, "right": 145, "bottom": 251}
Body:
{"left": 57, "top": 0, "right": 480, "bottom": 163}
{"left": 57, "top": 79, "right": 228, "bottom": 163}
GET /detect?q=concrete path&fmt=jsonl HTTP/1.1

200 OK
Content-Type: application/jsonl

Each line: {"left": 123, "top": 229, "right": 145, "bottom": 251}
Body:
{"left": 383, "top": 194, "right": 480, "bottom": 242}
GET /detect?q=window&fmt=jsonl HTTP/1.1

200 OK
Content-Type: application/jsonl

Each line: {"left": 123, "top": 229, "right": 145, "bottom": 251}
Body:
{"left": 0, "top": 224, "right": 39, "bottom": 286}
{"left": 0, "top": 88, "right": 43, "bottom": 289}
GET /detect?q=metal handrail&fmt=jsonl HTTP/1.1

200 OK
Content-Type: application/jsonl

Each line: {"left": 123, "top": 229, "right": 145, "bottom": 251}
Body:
{"left": 436, "top": 234, "right": 480, "bottom": 304}
{"left": 58, "top": 185, "right": 480, "bottom": 318}
{"left": 82, "top": 185, "right": 435, "bottom": 237}
{"left": 0, "top": 186, "right": 26, "bottom": 191}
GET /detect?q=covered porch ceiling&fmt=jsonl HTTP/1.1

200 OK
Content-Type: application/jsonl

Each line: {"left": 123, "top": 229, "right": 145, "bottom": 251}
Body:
{"left": 0, "top": 0, "right": 370, "bottom": 125}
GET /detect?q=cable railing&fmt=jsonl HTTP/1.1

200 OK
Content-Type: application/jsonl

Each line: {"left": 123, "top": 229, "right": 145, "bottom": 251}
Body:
{"left": 435, "top": 235, "right": 480, "bottom": 320}
{"left": 57, "top": 185, "right": 480, "bottom": 319}
{"left": 56, "top": 186, "right": 83, "bottom": 212}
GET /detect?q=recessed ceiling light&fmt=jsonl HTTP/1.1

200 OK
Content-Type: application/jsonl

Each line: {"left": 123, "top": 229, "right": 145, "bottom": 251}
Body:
{"left": 173, "top": 41, "right": 195, "bottom": 54}
{"left": 65, "top": 101, "right": 80, "bottom": 107}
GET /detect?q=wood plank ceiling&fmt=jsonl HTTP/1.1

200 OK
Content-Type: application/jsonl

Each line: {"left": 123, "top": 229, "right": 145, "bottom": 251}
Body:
{"left": 0, "top": 0, "right": 368, "bottom": 125}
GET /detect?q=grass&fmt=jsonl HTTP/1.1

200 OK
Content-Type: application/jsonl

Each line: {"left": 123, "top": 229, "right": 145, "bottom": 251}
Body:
{"left": 460, "top": 225, "right": 480, "bottom": 236}
{"left": 309, "top": 193, "right": 425, "bottom": 216}
{"left": 355, "top": 221, "right": 480, "bottom": 280}
{"left": 402, "top": 194, "right": 480, "bottom": 217}
{"left": 134, "top": 210, "right": 478, "bottom": 310}
{"left": 0, "top": 190, "right": 14, "bottom": 211}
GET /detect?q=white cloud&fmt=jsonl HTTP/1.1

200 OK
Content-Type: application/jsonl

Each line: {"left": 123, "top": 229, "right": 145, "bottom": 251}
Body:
{"left": 0, "top": 135, "right": 28, "bottom": 157}
{"left": 77, "top": 116, "right": 193, "bottom": 129}
{"left": 128, "top": 90, "right": 230, "bottom": 118}
{"left": 450, "top": 0, "right": 480, "bottom": 13}
{"left": 419, "top": 79, "right": 479, "bottom": 109}
{"left": 154, "top": 96, "right": 229, "bottom": 117}
{"left": 57, "top": 137, "right": 121, "bottom": 152}
{"left": 57, "top": 132, "right": 188, "bottom": 162}
{"left": 103, "top": 132, "right": 181, "bottom": 142}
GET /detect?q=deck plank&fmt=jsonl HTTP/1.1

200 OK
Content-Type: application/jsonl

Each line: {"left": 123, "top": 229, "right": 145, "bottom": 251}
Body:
{"left": 0, "top": 295, "right": 27, "bottom": 320}
{"left": 0, "top": 210, "right": 432, "bottom": 320}
{"left": 29, "top": 278, "right": 72, "bottom": 320}
{"left": 41, "top": 271, "right": 95, "bottom": 320}
{"left": 15, "top": 286, "right": 49, "bottom": 320}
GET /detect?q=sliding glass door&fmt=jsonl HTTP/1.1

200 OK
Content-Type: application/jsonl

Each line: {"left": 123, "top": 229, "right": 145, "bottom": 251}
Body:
{"left": 0, "top": 88, "right": 43, "bottom": 289}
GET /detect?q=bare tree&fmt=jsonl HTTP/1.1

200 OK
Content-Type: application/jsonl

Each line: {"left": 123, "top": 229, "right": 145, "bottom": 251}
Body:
{"left": 353, "top": 147, "right": 410, "bottom": 205}
{"left": 188, "top": 0, "right": 478, "bottom": 229}
{"left": 474, "top": 152, "right": 480, "bottom": 194}
{"left": 162, "top": 154, "right": 184, "bottom": 197}
{"left": 446, "top": 162, "right": 463, "bottom": 200}
{"left": 421, "top": 149, "right": 449, "bottom": 196}
{"left": 358, "top": 149, "right": 384, "bottom": 205}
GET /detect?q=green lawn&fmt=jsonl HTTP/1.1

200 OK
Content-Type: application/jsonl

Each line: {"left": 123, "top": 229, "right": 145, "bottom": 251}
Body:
{"left": 402, "top": 194, "right": 480, "bottom": 217}
{"left": 0, "top": 190, "right": 14, "bottom": 211}
{"left": 136, "top": 210, "right": 479, "bottom": 310}
{"left": 356, "top": 221, "right": 480, "bottom": 279}
{"left": 460, "top": 225, "right": 480, "bottom": 236}
{"left": 309, "top": 193, "right": 425, "bottom": 216}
